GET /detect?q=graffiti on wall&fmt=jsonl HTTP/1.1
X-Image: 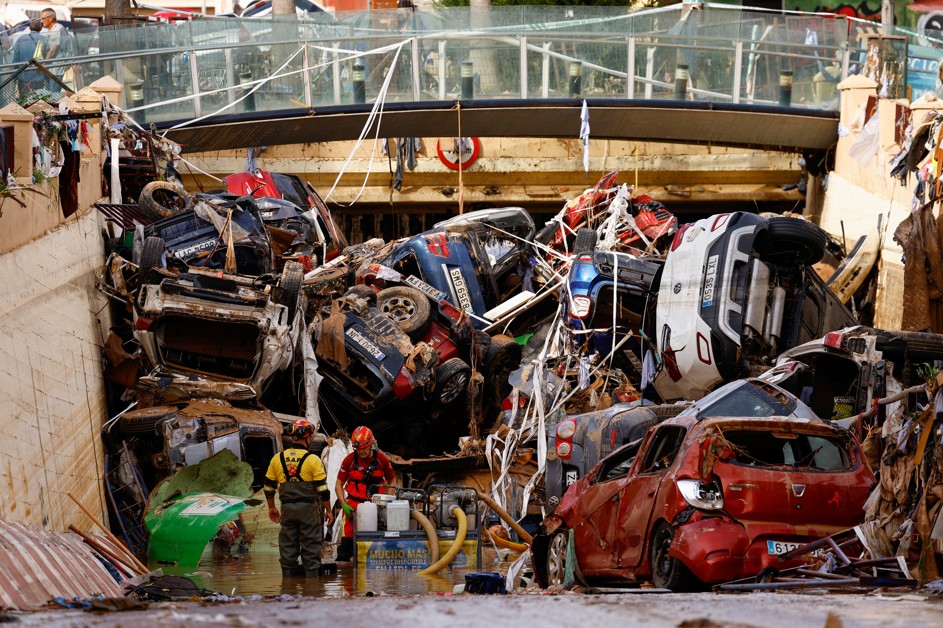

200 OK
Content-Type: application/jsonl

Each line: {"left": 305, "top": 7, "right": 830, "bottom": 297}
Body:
{"left": 785, "top": 1, "right": 881, "bottom": 20}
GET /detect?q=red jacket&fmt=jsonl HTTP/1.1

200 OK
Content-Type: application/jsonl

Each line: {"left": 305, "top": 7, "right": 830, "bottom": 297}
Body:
{"left": 338, "top": 450, "right": 395, "bottom": 502}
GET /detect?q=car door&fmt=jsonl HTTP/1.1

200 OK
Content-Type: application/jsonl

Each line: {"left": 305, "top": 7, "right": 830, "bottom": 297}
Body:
{"left": 610, "top": 425, "right": 687, "bottom": 570}
{"left": 570, "top": 444, "right": 639, "bottom": 574}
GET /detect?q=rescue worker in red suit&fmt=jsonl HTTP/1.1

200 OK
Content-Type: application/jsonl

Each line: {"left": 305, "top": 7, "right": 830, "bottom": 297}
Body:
{"left": 334, "top": 426, "right": 395, "bottom": 562}
{"left": 264, "top": 419, "right": 335, "bottom": 578}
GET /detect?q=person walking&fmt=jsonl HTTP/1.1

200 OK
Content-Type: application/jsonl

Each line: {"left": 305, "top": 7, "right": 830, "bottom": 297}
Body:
{"left": 39, "top": 8, "right": 67, "bottom": 59}
{"left": 334, "top": 426, "right": 395, "bottom": 562}
{"left": 264, "top": 419, "right": 334, "bottom": 578}
{"left": 11, "top": 20, "right": 46, "bottom": 96}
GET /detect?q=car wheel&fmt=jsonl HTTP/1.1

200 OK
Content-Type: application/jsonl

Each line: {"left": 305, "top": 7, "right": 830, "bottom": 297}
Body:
{"left": 434, "top": 358, "right": 471, "bottom": 405}
{"left": 650, "top": 521, "right": 696, "bottom": 591}
{"left": 119, "top": 406, "right": 177, "bottom": 435}
{"left": 573, "top": 228, "right": 597, "bottom": 255}
{"left": 139, "top": 236, "right": 166, "bottom": 271}
{"left": 545, "top": 530, "right": 568, "bottom": 587}
{"left": 754, "top": 217, "right": 827, "bottom": 265}
{"left": 377, "top": 286, "right": 432, "bottom": 341}
{"left": 139, "top": 181, "right": 193, "bottom": 220}
{"left": 276, "top": 261, "right": 305, "bottom": 321}
{"left": 485, "top": 334, "right": 522, "bottom": 417}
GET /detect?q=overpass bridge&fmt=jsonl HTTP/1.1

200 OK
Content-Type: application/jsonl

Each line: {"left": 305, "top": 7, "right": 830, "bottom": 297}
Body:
{"left": 2, "top": 5, "right": 933, "bottom": 212}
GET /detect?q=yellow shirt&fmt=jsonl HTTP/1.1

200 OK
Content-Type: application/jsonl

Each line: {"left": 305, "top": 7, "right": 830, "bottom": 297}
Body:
{"left": 264, "top": 447, "right": 328, "bottom": 492}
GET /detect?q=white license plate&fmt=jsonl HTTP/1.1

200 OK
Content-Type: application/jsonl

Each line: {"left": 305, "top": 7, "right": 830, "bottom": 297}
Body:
{"left": 564, "top": 470, "right": 578, "bottom": 486}
{"left": 767, "top": 540, "right": 805, "bottom": 555}
{"left": 404, "top": 275, "right": 445, "bottom": 301}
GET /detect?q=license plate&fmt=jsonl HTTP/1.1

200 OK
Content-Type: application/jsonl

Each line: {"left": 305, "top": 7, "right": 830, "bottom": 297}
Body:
{"left": 564, "top": 470, "right": 578, "bottom": 486}
{"left": 767, "top": 540, "right": 805, "bottom": 555}
{"left": 404, "top": 274, "right": 445, "bottom": 301}
{"left": 346, "top": 328, "right": 385, "bottom": 361}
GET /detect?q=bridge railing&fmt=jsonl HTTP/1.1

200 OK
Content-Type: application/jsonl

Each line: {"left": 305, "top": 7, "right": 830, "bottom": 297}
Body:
{"left": 0, "top": 5, "right": 936, "bottom": 126}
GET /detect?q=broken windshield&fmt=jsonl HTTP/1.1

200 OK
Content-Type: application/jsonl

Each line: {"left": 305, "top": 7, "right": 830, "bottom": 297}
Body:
{"left": 696, "top": 381, "right": 795, "bottom": 418}
{"left": 722, "top": 430, "right": 851, "bottom": 471}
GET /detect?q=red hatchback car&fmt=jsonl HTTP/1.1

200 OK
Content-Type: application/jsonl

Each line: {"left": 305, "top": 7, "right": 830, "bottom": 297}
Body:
{"left": 531, "top": 414, "right": 875, "bottom": 590}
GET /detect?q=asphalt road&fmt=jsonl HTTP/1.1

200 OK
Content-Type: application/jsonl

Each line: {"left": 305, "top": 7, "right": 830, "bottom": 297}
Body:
{"left": 12, "top": 590, "right": 943, "bottom": 628}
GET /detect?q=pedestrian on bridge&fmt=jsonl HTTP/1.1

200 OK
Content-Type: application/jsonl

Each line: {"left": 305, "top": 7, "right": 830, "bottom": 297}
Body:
{"left": 264, "top": 419, "right": 334, "bottom": 578}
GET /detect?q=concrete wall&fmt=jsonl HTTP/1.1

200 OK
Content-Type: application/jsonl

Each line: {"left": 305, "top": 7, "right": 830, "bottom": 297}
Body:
{"left": 0, "top": 89, "right": 112, "bottom": 530}
{"left": 819, "top": 76, "right": 940, "bottom": 331}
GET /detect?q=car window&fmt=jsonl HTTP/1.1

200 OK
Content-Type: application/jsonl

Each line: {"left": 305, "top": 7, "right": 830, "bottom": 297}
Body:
{"left": 588, "top": 285, "right": 646, "bottom": 330}
{"left": 722, "top": 430, "right": 851, "bottom": 471}
{"left": 392, "top": 251, "right": 423, "bottom": 280}
{"left": 697, "top": 381, "right": 794, "bottom": 418}
{"left": 595, "top": 440, "right": 642, "bottom": 483}
{"left": 639, "top": 426, "right": 686, "bottom": 473}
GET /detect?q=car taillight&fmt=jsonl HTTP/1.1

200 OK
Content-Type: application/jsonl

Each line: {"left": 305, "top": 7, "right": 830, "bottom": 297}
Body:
{"left": 570, "top": 296, "right": 592, "bottom": 319}
{"left": 556, "top": 419, "right": 577, "bottom": 440}
{"left": 392, "top": 367, "right": 416, "bottom": 399}
{"left": 501, "top": 394, "right": 528, "bottom": 412}
{"left": 426, "top": 234, "right": 450, "bottom": 257}
{"left": 556, "top": 441, "right": 572, "bottom": 459}
{"left": 823, "top": 332, "right": 844, "bottom": 349}
{"left": 670, "top": 223, "right": 691, "bottom": 251}
{"left": 577, "top": 254, "right": 592, "bottom": 262}
{"left": 135, "top": 317, "right": 154, "bottom": 331}
{"left": 440, "top": 301, "right": 463, "bottom": 322}
{"left": 677, "top": 479, "right": 724, "bottom": 510}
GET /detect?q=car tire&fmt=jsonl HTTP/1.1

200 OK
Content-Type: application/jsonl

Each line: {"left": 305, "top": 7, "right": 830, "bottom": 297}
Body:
{"left": 140, "top": 236, "right": 166, "bottom": 271}
{"left": 545, "top": 530, "right": 568, "bottom": 587}
{"left": 376, "top": 286, "right": 432, "bottom": 341}
{"left": 345, "top": 285, "right": 377, "bottom": 306}
{"left": 649, "top": 521, "right": 697, "bottom": 591}
{"left": 484, "top": 334, "right": 522, "bottom": 417}
{"left": 139, "top": 181, "right": 193, "bottom": 220}
{"left": 119, "top": 406, "right": 177, "bottom": 435}
{"left": 650, "top": 403, "right": 689, "bottom": 420}
{"left": 573, "top": 228, "right": 597, "bottom": 255}
{"left": 434, "top": 358, "right": 471, "bottom": 405}
{"left": 276, "top": 261, "right": 305, "bottom": 322}
{"left": 755, "top": 217, "right": 827, "bottom": 265}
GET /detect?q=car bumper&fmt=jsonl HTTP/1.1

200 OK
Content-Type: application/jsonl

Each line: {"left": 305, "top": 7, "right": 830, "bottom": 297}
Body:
{"left": 671, "top": 516, "right": 834, "bottom": 584}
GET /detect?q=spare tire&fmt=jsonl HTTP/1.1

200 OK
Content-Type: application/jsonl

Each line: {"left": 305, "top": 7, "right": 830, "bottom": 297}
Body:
{"left": 276, "top": 261, "right": 305, "bottom": 322}
{"left": 573, "top": 228, "right": 598, "bottom": 255}
{"left": 754, "top": 217, "right": 827, "bottom": 266}
{"left": 377, "top": 286, "right": 432, "bottom": 341}
{"left": 139, "top": 181, "right": 194, "bottom": 220}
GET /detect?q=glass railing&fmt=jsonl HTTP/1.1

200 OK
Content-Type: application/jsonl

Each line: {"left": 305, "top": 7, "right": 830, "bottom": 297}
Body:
{"left": 0, "top": 5, "right": 934, "bottom": 124}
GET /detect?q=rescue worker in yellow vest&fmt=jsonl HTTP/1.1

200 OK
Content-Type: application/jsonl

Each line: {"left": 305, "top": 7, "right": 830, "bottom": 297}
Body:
{"left": 264, "top": 419, "right": 334, "bottom": 578}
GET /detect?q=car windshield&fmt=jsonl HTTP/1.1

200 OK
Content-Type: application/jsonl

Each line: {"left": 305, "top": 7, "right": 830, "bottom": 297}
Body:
{"left": 697, "top": 381, "right": 795, "bottom": 418}
{"left": 721, "top": 429, "right": 851, "bottom": 471}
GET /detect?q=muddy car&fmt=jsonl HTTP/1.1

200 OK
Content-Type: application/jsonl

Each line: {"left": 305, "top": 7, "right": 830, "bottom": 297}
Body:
{"left": 545, "top": 376, "right": 817, "bottom": 511}
{"left": 654, "top": 213, "right": 857, "bottom": 401}
{"left": 376, "top": 207, "right": 537, "bottom": 330}
{"left": 316, "top": 278, "right": 521, "bottom": 457}
{"left": 115, "top": 398, "right": 284, "bottom": 492}
{"left": 133, "top": 262, "right": 304, "bottom": 397}
{"left": 532, "top": 413, "right": 875, "bottom": 591}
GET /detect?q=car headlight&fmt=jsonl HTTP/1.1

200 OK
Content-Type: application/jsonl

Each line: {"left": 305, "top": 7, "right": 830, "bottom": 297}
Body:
{"left": 677, "top": 478, "right": 724, "bottom": 510}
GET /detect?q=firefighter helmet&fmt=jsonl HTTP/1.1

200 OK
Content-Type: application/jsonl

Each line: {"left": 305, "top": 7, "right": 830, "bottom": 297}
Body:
{"left": 351, "top": 426, "right": 375, "bottom": 450}
{"left": 291, "top": 419, "right": 314, "bottom": 439}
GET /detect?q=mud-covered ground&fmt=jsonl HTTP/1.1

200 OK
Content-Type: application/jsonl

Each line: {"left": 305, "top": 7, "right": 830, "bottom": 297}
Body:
{"left": 11, "top": 590, "right": 943, "bottom": 628}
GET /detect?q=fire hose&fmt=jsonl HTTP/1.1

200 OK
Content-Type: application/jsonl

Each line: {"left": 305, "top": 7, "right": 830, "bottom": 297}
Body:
{"left": 476, "top": 491, "right": 533, "bottom": 544}
{"left": 418, "top": 507, "right": 466, "bottom": 576}
{"left": 482, "top": 526, "right": 529, "bottom": 553}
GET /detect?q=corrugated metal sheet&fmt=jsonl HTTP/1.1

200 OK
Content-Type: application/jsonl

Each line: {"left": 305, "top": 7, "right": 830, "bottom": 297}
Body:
{"left": 0, "top": 521, "right": 125, "bottom": 610}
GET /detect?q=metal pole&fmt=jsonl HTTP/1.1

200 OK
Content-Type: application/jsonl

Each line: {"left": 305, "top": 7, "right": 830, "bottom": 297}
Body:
{"left": 438, "top": 41, "right": 446, "bottom": 100}
{"left": 411, "top": 37, "right": 421, "bottom": 101}
{"left": 520, "top": 35, "right": 528, "bottom": 99}
{"left": 541, "top": 41, "right": 550, "bottom": 99}
{"left": 332, "top": 41, "right": 341, "bottom": 105}
{"left": 302, "top": 42, "right": 313, "bottom": 107}
{"left": 627, "top": 37, "right": 636, "bottom": 99}
{"left": 188, "top": 48, "right": 202, "bottom": 117}
{"left": 569, "top": 60, "right": 581, "bottom": 98}
{"left": 461, "top": 60, "right": 474, "bottom": 100}
{"left": 352, "top": 62, "right": 365, "bottom": 104}
{"left": 732, "top": 40, "right": 743, "bottom": 104}
{"left": 674, "top": 64, "right": 689, "bottom": 101}
{"left": 779, "top": 70, "right": 793, "bottom": 107}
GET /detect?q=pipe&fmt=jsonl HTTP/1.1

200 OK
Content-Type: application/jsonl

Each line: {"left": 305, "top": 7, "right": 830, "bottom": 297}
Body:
{"left": 476, "top": 491, "right": 533, "bottom": 544}
{"left": 483, "top": 526, "right": 529, "bottom": 553}
{"left": 418, "top": 507, "right": 466, "bottom": 576}
{"left": 411, "top": 509, "right": 440, "bottom": 565}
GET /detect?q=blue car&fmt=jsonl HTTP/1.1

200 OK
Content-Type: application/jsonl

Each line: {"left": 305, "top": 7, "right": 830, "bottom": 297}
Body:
{"left": 377, "top": 208, "right": 536, "bottom": 330}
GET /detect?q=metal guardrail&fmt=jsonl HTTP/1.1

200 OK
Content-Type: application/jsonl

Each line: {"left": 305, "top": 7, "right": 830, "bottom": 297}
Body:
{"left": 0, "top": 5, "right": 937, "bottom": 127}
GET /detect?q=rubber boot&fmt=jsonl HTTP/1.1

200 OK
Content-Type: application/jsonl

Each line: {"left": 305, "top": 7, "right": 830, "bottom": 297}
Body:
{"left": 336, "top": 537, "right": 353, "bottom": 562}
{"left": 305, "top": 569, "right": 321, "bottom": 578}
{"left": 282, "top": 568, "right": 296, "bottom": 578}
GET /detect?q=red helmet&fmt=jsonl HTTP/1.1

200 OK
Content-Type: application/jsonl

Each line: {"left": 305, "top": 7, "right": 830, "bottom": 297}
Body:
{"left": 292, "top": 419, "right": 314, "bottom": 439}
{"left": 351, "top": 426, "right": 375, "bottom": 450}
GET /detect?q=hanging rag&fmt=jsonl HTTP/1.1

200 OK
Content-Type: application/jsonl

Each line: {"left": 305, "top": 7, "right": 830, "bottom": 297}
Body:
{"left": 641, "top": 350, "right": 656, "bottom": 392}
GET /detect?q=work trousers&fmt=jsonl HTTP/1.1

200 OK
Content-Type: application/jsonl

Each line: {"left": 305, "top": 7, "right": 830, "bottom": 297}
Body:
{"left": 279, "top": 501, "right": 323, "bottom": 576}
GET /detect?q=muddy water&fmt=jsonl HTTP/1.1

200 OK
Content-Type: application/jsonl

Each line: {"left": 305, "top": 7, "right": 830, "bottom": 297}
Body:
{"left": 152, "top": 503, "right": 513, "bottom": 597}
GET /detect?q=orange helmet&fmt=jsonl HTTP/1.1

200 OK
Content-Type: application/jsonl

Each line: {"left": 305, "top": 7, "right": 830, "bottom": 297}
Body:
{"left": 292, "top": 419, "right": 314, "bottom": 439}
{"left": 351, "top": 426, "right": 375, "bottom": 450}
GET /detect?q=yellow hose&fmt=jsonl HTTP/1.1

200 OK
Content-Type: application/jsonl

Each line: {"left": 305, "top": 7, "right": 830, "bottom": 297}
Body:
{"left": 411, "top": 509, "right": 440, "bottom": 565}
{"left": 418, "top": 507, "right": 466, "bottom": 576}
{"left": 476, "top": 491, "right": 533, "bottom": 544}
{"left": 483, "top": 526, "right": 529, "bottom": 553}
